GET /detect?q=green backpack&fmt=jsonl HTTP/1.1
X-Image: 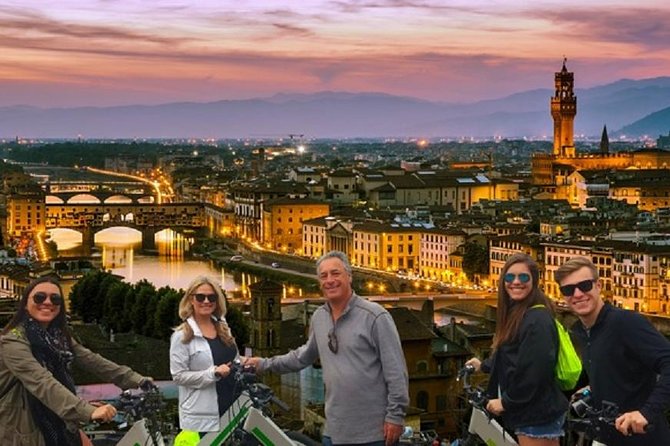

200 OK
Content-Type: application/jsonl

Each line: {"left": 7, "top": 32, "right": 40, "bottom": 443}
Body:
{"left": 531, "top": 304, "right": 582, "bottom": 391}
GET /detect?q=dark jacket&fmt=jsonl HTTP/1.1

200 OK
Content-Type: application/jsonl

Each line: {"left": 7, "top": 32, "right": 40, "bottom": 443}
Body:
{"left": 484, "top": 306, "right": 568, "bottom": 430}
{"left": 0, "top": 325, "right": 144, "bottom": 446}
{"left": 571, "top": 303, "right": 670, "bottom": 446}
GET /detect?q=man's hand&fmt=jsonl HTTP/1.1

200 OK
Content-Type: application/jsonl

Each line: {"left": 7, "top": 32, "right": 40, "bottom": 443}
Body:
{"left": 243, "top": 356, "right": 262, "bottom": 372}
{"left": 615, "top": 410, "right": 648, "bottom": 436}
{"left": 486, "top": 398, "right": 504, "bottom": 416}
{"left": 384, "top": 422, "right": 403, "bottom": 446}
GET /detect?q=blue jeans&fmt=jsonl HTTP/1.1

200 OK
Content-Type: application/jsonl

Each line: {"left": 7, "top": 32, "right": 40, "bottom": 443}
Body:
{"left": 322, "top": 435, "right": 386, "bottom": 446}
{"left": 514, "top": 413, "right": 565, "bottom": 439}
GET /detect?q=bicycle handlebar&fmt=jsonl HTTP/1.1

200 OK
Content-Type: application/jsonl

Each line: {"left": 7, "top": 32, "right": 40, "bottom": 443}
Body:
{"left": 568, "top": 395, "right": 653, "bottom": 440}
{"left": 456, "top": 365, "right": 489, "bottom": 412}
{"left": 229, "top": 359, "right": 292, "bottom": 412}
{"left": 111, "top": 385, "right": 164, "bottom": 422}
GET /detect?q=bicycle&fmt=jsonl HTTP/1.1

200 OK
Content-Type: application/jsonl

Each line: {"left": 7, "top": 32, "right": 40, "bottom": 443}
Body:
{"left": 564, "top": 391, "right": 651, "bottom": 446}
{"left": 196, "top": 359, "right": 320, "bottom": 446}
{"left": 84, "top": 381, "right": 174, "bottom": 446}
{"left": 450, "top": 365, "right": 518, "bottom": 446}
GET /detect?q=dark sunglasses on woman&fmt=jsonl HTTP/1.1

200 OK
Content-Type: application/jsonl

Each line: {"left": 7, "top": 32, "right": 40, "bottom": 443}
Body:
{"left": 503, "top": 273, "right": 531, "bottom": 283}
{"left": 32, "top": 292, "right": 63, "bottom": 306}
{"left": 193, "top": 293, "right": 217, "bottom": 303}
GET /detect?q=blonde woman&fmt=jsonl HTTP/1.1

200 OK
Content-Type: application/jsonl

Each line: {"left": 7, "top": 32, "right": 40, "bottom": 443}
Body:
{"left": 170, "top": 276, "right": 238, "bottom": 436}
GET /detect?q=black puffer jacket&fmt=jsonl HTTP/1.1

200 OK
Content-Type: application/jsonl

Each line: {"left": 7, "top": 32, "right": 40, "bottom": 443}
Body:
{"left": 484, "top": 307, "right": 568, "bottom": 430}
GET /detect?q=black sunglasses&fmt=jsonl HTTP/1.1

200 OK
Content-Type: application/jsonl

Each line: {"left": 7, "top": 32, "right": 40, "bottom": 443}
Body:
{"left": 32, "top": 292, "right": 63, "bottom": 306}
{"left": 503, "top": 273, "right": 531, "bottom": 284}
{"left": 192, "top": 293, "right": 217, "bottom": 303}
{"left": 327, "top": 328, "right": 338, "bottom": 354}
{"left": 559, "top": 279, "right": 596, "bottom": 297}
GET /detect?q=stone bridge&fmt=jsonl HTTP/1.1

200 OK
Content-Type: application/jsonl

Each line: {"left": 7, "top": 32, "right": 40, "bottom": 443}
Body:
{"left": 46, "top": 202, "right": 206, "bottom": 251}
{"left": 45, "top": 180, "right": 157, "bottom": 204}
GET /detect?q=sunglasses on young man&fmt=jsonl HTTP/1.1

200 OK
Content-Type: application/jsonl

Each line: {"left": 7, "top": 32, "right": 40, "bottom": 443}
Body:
{"left": 503, "top": 273, "right": 531, "bottom": 284}
{"left": 559, "top": 279, "right": 596, "bottom": 297}
{"left": 192, "top": 293, "right": 217, "bottom": 303}
{"left": 32, "top": 292, "right": 63, "bottom": 306}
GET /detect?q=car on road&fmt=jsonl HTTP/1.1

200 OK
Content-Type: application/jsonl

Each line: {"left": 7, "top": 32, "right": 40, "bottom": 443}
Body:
{"left": 271, "top": 262, "right": 280, "bottom": 268}
{"left": 230, "top": 255, "right": 243, "bottom": 262}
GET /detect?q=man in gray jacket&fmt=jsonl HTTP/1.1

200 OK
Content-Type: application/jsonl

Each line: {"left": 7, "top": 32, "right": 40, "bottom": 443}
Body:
{"left": 246, "top": 250, "right": 409, "bottom": 446}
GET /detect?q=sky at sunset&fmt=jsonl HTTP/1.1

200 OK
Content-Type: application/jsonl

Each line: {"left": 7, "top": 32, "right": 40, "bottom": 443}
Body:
{"left": 1, "top": 0, "right": 669, "bottom": 107}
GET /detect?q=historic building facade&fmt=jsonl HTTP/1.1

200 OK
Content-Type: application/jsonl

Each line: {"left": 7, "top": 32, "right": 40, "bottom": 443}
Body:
{"left": 532, "top": 61, "right": 670, "bottom": 200}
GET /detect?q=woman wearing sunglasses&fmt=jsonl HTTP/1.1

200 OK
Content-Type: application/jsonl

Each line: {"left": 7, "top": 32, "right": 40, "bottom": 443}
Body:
{"left": 170, "top": 276, "right": 238, "bottom": 438}
{"left": 466, "top": 253, "right": 568, "bottom": 446}
{"left": 0, "top": 276, "right": 149, "bottom": 446}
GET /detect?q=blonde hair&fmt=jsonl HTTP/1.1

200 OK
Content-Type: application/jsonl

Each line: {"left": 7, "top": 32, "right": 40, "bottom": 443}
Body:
{"left": 175, "top": 276, "right": 235, "bottom": 346}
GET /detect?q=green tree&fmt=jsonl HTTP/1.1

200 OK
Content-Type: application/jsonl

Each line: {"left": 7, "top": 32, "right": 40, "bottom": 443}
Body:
{"left": 69, "top": 270, "right": 108, "bottom": 322}
{"left": 154, "top": 289, "right": 181, "bottom": 340}
{"left": 463, "top": 241, "right": 489, "bottom": 282}
{"left": 143, "top": 293, "right": 162, "bottom": 336}
{"left": 131, "top": 280, "right": 156, "bottom": 333}
{"left": 103, "top": 281, "right": 130, "bottom": 331}
{"left": 120, "top": 287, "right": 136, "bottom": 333}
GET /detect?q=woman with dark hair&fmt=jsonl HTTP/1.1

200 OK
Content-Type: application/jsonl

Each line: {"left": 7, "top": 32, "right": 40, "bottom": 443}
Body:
{"left": 170, "top": 276, "right": 238, "bottom": 437}
{"left": 466, "top": 253, "right": 568, "bottom": 446}
{"left": 0, "top": 276, "right": 149, "bottom": 446}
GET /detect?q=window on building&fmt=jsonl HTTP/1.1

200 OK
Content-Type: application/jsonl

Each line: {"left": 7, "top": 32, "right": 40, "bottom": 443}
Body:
{"left": 436, "top": 395, "right": 447, "bottom": 411}
{"left": 416, "top": 391, "right": 429, "bottom": 410}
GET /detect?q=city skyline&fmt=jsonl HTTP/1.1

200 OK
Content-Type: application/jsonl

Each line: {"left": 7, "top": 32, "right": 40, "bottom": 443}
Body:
{"left": 2, "top": 0, "right": 670, "bottom": 108}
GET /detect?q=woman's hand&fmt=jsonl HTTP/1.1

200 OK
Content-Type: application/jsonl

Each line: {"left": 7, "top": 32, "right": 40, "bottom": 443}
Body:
{"left": 215, "top": 362, "right": 231, "bottom": 378}
{"left": 465, "top": 357, "right": 482, "bottom": 372}
{"left": 486, "top": 398, "right": 505, "bottom": 416}
{"left": 138, "top": 377, "right": 155, "bottom": 390}
{"left": 91, "top": 404, "right": 117, "bottom": 423}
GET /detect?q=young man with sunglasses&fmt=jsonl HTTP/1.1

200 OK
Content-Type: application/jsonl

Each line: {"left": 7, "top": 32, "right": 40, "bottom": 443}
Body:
{"left": 245, "top": 251, "right": 409, "bottom": 446}
{"left": 555, "top": 257, "right": 670, "bottom": 445}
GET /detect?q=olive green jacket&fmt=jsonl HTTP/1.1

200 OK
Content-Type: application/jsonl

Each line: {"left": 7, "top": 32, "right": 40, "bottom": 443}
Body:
{"left": 0, "top": 326, "right": 144, "bottom": 446}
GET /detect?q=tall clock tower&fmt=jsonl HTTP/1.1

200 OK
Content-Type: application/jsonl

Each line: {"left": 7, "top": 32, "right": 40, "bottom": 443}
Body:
{"left": 551, "top": 58, "right": 577, "bottom": 157}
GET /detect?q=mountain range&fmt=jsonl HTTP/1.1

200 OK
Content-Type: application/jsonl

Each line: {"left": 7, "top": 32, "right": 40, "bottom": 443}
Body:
{"left": 1, "top": 77, "right": 669, "bottom": 139}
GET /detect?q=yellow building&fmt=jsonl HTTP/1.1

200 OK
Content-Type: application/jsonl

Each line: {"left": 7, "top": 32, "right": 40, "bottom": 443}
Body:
{"left": 352, "top": 222, "right": 422, "bottom": 273}
{"left": 261, "top": 197, "right": 329, "bottom": 252}
{"left": 419, "top": 228, "right": 466, "bottom": 281}
{"left": 7, "top": 189, "right": 46, "bottom": 238}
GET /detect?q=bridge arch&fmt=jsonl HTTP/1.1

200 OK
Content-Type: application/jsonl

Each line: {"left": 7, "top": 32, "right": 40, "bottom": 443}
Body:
{"left": 95, "top": 227, "right": 142, "bottom": 245}
{"left": 67, "top": 194, "right": 102, "bottom": 204}
{"left": 46, "top": 195, "right": 65, "bottom": 204}
{"left": 104, "top": 195, "right": 134, "bottom": 204}
{"left": 47, "top": 228, "right": 83, "bottom": 251}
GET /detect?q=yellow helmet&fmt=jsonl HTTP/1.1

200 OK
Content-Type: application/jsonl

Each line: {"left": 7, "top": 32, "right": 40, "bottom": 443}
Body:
{"left": 174, "top": 430, "right": 200, "bottom": 446}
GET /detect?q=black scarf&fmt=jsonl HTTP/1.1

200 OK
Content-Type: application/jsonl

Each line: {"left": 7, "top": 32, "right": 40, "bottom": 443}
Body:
{"left": 24, "top": 318, "right": 81, "bottom": 446}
